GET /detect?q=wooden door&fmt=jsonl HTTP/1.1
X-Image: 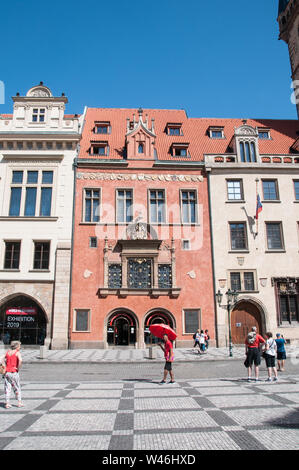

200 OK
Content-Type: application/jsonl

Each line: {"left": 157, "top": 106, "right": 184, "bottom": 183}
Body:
{"left": 231, "top": 301, "right": 263, "bottom": 344}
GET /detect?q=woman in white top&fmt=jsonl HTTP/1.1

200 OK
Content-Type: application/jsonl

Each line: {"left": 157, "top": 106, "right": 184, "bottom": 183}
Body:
{"left": 264, "top": 332, "right": 278, "bottom": 382}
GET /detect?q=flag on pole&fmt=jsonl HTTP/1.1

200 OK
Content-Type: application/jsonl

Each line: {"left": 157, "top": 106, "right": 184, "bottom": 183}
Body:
{"left": 255, "top": 194, "right": 263, "bottom": 220}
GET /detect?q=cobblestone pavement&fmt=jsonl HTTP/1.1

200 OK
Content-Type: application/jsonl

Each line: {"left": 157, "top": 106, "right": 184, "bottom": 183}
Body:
{"left": 7, "top": 344, "right": 297, "bottom": 363}
{"left": 0, "top": 375, "right": 298, "bottom": 450}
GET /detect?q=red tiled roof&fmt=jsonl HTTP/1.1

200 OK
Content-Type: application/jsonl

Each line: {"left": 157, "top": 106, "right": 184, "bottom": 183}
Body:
{"left": 80, "top": 109, "right": 299, "bottom": 161}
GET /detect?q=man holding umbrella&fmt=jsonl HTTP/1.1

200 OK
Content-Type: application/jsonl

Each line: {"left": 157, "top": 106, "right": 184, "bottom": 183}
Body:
{"left": 159, "top": 334, "right": 175, "bottom": 384}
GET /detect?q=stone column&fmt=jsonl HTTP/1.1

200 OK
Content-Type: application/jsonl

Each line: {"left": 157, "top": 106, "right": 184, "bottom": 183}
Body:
{"left": 51, "top": 242, "right": 71, "bottom": 349}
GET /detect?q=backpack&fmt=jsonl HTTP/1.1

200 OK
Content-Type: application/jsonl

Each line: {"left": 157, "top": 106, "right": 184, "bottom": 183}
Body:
{"left": 193, "top": 333, "right": 196, "bottom": 340}
{"left": 247, "top": 332, "right": 256, "bottom": 344}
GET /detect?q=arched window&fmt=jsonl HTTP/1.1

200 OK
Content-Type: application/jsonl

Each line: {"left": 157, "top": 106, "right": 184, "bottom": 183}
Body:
{"left": 250, "top": 142, "right": 257, "bottom": 162}
{"left": 245, "top": 142, "right": 251, "bottom": 162}
{"left": 240, "top": 142, "right": 245, "bottom": 162}
{"left": 138, "top": 143, "right": 144, "bottom": 154}
{"left": 239, "top": 140, "right": 257, "bottom": 163}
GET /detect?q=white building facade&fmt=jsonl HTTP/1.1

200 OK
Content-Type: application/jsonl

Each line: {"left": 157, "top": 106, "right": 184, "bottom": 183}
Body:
{"left": 0, "top": 83, "right": 83, "bottom": 349}
{"left": 206, "top": 121, "right": 299, "bottom": 346}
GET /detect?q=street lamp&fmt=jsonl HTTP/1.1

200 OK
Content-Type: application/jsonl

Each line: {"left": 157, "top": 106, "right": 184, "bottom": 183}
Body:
{"left": 216, "top": 288, "right": 239, "bottom": 357}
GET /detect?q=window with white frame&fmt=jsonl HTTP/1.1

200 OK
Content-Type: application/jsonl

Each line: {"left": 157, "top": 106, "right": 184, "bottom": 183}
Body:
{"left": 116, "top": 189, "right": 133, "bottom": 223}
{"left": 83, "top": 188, "right": 100, "bottom": 223}
{"left": 181, "top": 190, "right": 197, "bottom": 223}
{"left": 32, "top": 108, "right": 45, "bottom": 123}
{"left": 209, "top": 127, "right": 225, "bottom": 139}
{"left": 227, "top": 179, "right": 244, "bottom": 201}
{"left": 258, "top": 129, "right": 271, "bottom": 140}
{"left": 149, "top": 190, "right": 166, "bottom": 223}
{"left": 8, "top": 169, "right": 54, "bottom": 217}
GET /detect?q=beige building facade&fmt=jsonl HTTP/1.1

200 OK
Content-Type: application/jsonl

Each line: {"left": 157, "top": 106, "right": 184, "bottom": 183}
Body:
{"left": 0, "top": 83, "right": 83, "bottom": 349}
{"left": 206, "top": 121, "right": 299, "bottom": 346}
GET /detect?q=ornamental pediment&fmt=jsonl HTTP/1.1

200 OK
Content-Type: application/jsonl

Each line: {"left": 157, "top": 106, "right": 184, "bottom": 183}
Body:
{"left": 234, "top": 125, "right": 258, "bottom": 137}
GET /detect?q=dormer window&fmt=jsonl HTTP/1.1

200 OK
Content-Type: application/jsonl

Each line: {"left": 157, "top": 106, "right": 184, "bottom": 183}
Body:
{"left": 90, "top": 142, "right": 109, "bottom": 156}
{"left": 258, "top": 129, "right": 271, "bottom": 140}
{"left": 239, "top": 141, "right": 257, "bottom": 163}
{"left": 171, "top": 143, "right": 189, "bottom": 158}
{"left": 32, "top": 108, "right": 45, "bottom": 123}
{"left": 95, "top": 122, "right": 111, "bottom": 134}
{"left": 167, "top": 123, "right": 182, "bottom": 136}
{"left": 208, "top": 126, "right": 225, "bottom": 139}
{"left": 234, "top": 124, "right": 259, "bottom": 164}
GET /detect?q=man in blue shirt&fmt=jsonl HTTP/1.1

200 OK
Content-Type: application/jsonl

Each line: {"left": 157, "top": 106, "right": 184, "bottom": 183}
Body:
{"left": 275, "top": 333, "right": 287, "bottom": 371}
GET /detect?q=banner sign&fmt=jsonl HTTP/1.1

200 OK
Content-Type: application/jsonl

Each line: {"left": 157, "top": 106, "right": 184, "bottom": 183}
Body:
{"left": 6, "top": 308, "right": 37, "bottom": 316}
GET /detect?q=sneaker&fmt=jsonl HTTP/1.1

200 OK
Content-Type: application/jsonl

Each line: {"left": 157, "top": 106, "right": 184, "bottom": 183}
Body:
{"left": 169, "top": 381, "right": 175, "bottom": 384}
{"left": 273, "top": 377, "right": 278, "bottom": 382}
{"left": 159, "top": 380, "right": 166, "bottom": 384}
{"left": 266, "top": 377, "right": 272, "bottom": 382}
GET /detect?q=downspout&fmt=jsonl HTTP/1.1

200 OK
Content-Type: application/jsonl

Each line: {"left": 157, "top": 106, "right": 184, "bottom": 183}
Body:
{"left": 206, "top": 167, "right": 219, "bottom": 348}
{"left": 67, "top": 106, "right": 87, "bottom": 348}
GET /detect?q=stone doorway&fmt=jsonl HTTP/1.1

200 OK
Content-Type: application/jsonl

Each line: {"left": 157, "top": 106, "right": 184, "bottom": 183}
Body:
{"left": 231, "top": 300, "right": 264, "bottom": 344}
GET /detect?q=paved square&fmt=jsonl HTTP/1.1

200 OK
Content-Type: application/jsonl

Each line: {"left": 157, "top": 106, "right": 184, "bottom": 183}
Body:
{"left": 0, "top": 377, "right": 298, "bottom": 450}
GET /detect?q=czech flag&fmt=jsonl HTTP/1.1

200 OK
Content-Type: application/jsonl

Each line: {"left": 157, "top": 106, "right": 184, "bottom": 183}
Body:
{"left": 255, "top": 194, "right": 263, "bottom": 220}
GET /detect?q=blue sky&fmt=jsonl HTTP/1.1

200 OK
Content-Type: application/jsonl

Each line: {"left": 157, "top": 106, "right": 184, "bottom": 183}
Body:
{"left": 0, "top": 0, "right": 296, "bottom": 119}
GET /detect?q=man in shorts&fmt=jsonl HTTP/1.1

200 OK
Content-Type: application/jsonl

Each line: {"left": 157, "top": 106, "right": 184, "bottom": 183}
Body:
{"left": 159, "top": 334, "right": 175, "bottom": 384}
{"left": 244, "top": 326, "right": 265, "bottom": 382}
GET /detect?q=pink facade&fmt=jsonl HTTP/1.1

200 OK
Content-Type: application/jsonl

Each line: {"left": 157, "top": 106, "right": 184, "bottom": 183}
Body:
{"left": 70, "top": 108, "right": 215, "bottom": 348}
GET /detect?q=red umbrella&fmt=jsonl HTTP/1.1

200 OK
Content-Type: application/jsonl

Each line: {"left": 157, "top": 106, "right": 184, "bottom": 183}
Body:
{"left": 149, "top": 323, "right": 177, "bottom": 341}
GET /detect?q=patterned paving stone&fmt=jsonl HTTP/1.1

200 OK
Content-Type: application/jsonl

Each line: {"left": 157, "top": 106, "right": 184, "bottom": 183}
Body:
{"left": 27, "top": 413, "right": 116, "bottom": 432}
{"left": 4, "top": 434, "right": 111, "bottom": 450}
{"left": 134, "top": 410, "right": 218, "bottom": 430}
{"left": 0, "top": 378, "right": 298, "bottom": 450}
{"left": 133, "top": 431, "right": 241, "bottom": 450}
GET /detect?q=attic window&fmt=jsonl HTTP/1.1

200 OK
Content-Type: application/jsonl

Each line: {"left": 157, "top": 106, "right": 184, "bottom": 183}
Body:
{"left": 209, "top": 126, "right": 224, "bottom": 139}
{"left": 90, "top": 142, "right": 109, "bottom": 156}
{"left": 95, "top": 122, "right": 111, "bottom": 134}
{"left": 171, "top": 143, "right": 189, "bottom": 157}
{"left": 167, "top": 124, "right": 182, "bottom": 136}
{"left": 258, "top": 129, "right": 271, "bottom": 140}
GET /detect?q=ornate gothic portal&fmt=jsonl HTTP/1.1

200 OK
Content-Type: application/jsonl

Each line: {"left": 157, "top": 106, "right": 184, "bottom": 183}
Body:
{"left": 0, "top": 295, "right": 47, "bottom": 346}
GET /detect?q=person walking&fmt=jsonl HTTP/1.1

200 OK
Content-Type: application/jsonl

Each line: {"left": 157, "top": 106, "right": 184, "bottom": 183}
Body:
{"left": 193, "top": 329, "right": 201, "bottom": 354}
{"left": 158, "top": 334, "right": 175, "bottom": 384}
{"left": 264, "top": 332, "right": 278, "bottom": 382}
{"left": 244, "top": 326, "right": 265, "bottom": 382}
{"left": 275, "top": 333, "right": 287, "bottom": 372}
{"left": 1, "top": 341, "right": 24, "bottom": 409}
{"left": 199, "top": 330, "right": 206, "bottom": 354}
{"left": 204, "top": 330, "right": 210, "bottom": 350}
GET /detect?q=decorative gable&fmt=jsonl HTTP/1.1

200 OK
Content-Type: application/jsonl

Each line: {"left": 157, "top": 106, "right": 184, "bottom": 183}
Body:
{"left": 125, "top": 108, "right": 156, "bottom": 159}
